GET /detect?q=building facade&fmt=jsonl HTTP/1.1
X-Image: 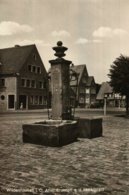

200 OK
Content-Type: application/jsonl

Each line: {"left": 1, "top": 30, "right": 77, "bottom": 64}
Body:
{"left": 70, "top": 65, "right": 97, "bottom": 108}
{"left": 0, "top": 44, "right": 48, "bottom": 111}
{"left": 96, "top": 82, "right": 125, "bottom": 108}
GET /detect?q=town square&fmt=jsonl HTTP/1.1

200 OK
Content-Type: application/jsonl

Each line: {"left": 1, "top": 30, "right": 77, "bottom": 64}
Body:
{"left": 0, "top": 109, "right": 129, "bottom": 194}
{"left": 0, "top": 0, "right": 129, "bottom": 194}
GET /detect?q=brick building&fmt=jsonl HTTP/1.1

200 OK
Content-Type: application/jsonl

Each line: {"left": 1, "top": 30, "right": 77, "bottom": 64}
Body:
{"left": 0, "top": 44, "right": 48, "bottom": 111}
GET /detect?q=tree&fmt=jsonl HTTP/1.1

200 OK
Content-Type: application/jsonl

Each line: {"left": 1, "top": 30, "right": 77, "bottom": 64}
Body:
{"left": 108, "top": 54, "right": 129, "bottom": 115}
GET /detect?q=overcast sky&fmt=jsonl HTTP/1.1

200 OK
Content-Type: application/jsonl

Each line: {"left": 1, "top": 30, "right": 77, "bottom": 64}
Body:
{"left": 0, "top": 0, "right": 129, "bottom": 83}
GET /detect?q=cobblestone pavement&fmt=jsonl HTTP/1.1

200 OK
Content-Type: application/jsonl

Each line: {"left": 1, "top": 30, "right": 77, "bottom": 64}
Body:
{"left": 0, "top": 114, "right": 129, "bottom": 195}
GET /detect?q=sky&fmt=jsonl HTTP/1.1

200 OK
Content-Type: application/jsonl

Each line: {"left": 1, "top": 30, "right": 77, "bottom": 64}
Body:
{"left": 0, "top": 0, "right": 129, "bottom": 83}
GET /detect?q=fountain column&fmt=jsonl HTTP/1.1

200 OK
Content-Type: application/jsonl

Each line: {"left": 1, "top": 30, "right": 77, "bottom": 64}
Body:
{"left": 49, "top": 41, "right": 72, "bottom": 120}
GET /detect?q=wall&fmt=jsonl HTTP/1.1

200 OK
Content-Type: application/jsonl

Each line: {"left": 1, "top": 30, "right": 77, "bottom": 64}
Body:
{"left": 0, "top": 77, "right": 17, "bottom": 111}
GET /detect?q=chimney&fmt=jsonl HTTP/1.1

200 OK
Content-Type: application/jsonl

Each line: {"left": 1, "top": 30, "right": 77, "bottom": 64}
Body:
{"left": 15, "top": 45, "right": 21, "bottom": 48}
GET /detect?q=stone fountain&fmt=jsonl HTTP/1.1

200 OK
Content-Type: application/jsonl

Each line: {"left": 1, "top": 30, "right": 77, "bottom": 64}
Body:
{"left": 22, "top": 41, "right": 103, "bottom": 147}
{"left": 22, "top": 41, "right": 78, "bottom": 147}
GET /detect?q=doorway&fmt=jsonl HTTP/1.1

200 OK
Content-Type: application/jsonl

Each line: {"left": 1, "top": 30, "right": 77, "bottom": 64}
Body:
{"left": 19, "top": 95, "right": 26, "bottom": 109}
{"left": 8, "top": 95, "right": 15, "bottom": 109}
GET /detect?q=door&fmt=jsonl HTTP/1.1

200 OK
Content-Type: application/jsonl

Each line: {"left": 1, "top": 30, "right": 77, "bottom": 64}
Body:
{"left": 19, "top": 95, "right": 26, "bottom": 109}
{"left": 8, "top": 95, "right": 15, "bottom": 109}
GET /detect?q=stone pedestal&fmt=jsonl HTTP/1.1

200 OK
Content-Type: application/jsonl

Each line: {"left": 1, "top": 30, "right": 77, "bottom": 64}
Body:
{"left": 78, "top": 117, "right": 103, "bottom": 138}
{"left": 23, "top": 120, "right": 78, "bottom": 147}
{"left": 49, "top": 41, "right": 72, "bottom": 120}
{"left": 50, "top": 59, "right": 71, "bottom": 120}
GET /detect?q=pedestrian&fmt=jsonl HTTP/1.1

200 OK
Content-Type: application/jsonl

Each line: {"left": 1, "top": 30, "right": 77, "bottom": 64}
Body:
{"left": 20, "top": 102, "right": 23, "bottom": 110}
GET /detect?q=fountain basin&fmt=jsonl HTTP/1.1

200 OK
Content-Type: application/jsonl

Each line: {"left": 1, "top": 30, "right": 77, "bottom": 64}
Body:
{"left": 22, "top": 120, "right": 78, "bottom": 147}
{"left": 77, "top": 117, "right": 103, "bottom": 138}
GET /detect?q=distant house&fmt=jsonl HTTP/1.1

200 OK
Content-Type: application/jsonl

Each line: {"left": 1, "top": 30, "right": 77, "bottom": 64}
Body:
{"left": 96, "top": 82, "right": 125, "bottom": 107}
{"left": 70, "top": 65, "right": 88, "bottom": 107}
{"left": 0, "top": 44, "right": 48, "bottom": 111}
{"left": 70, "top": 64, "right": 97, "bottom": 108}
{"left": 85, "top": 76, "right": 96, "bottom": 107}
{"left": 96, "top": 82, "right": 114, "bottom": 106}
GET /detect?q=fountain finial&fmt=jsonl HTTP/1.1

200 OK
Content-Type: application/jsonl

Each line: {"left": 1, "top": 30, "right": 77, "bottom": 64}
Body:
{"left": 53, "top": 41, "right": 68, "bottom": 58}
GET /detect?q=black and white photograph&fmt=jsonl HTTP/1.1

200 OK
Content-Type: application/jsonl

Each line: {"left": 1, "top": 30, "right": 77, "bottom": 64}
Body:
{"left": 0, "top": 0, "right": 129, "bottom": 194}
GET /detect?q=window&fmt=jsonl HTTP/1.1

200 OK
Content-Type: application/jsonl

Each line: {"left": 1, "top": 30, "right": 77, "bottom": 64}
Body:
{"left": 86, "top": 97, "right": 90, "bottom": 103}
{"left": 32, "top": 66, "right": 36, "bottom": 73}
{"left": 26, "top": 80, "right": 30, "bottom": 87}
{"left": 91, "top": 88, "right": 96, "bottom": 94}
{"left": 39, "top": 81, "right": 43, "bottom": 89}
{"left": 28, "top": 65, "right": 32, "bottom": 72}
{"left": 21, "top": 79, "right": 26, "bottom": 87}
{"left": 80, "top": 87, "right": 85, "bottom": 93}
{"left": 0, "top": 79, "right": 5, "bottom": 87}
{"left": 43, "top": 81, "right": 47, "bottom": 89}
{"left": 31, "top": 80, "right": 36, "bottom": 88}
{"left": 37, "top": 67, "right": 41, "bottom": 74}
{"left": 39, "top": 96, "right": 43, "bottom": 104}
{"left": 79, "top": 97, "right": 84, "bottom": 103}
{"left": 30, "top": 96, "right": 34, "bottom": 104}
{"left": 1, "top": 95, "right": 5, "bottom": 100}
{"left": 43, "top": 96, "right": 47, "bottom": 105}
{"left": 86, "top": 88, "right": 90, "bottom": 94}
{"left": 35, "top": 96, "right": 38, "bottom": 104}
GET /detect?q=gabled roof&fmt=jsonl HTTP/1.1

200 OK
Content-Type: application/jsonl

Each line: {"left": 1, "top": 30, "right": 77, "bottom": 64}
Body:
{"left": 70, "top": 64, "right": 88, "bottom": 86}
{"left": 0, "top": 44, "right": 36, "bottom": 74}
{"left": 96, "top": 82, "right": 113, "bottom": 100}
{"left": 86, "top": 76, "right": 95, "bottom": 87}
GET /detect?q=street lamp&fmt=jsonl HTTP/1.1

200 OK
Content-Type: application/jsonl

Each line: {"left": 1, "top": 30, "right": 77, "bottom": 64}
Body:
{"left": 104, "top": 93, "right": 108, "bottom": 116}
